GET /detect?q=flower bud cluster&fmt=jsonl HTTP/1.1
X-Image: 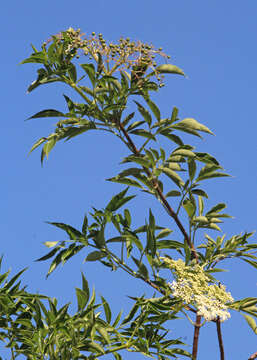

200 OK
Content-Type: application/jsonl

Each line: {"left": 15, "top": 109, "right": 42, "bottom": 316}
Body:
{"left": 161, "top": 258, "right": 234, "bottom": 322}
{"left": 48, "top": 27, "right": 170, "bottom": 86}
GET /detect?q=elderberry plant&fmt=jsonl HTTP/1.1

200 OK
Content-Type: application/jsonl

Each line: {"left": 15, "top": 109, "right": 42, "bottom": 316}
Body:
{"left": 1, "top": 28, "right": 255, "bottom": 359}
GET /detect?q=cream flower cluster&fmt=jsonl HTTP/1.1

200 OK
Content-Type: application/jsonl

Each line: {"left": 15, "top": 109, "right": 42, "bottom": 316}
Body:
{"left": 162, "top": 258, "right": 234, "bottom": 322}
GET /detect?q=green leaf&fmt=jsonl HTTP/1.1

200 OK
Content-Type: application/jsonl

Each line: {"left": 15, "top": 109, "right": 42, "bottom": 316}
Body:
{"left": 112, "top": 310, "right": 123, "bottom": 327}
{"left": 193, "top": 216, "right": 209, "bottom": 224}
{"left": 191, "top": 189, "right": 209, "bottom": 198}
{"left": 172, "top": 149, "right": 196, "bottom": 158}
{"left": 101, "top": 295, "right": 112, "bottom": 323}
{"left": 41, "top": 136, "right": 57, "bottom": 162}
{"left": 81, "top": 63, "right": 96, "bottom": 85}
{"left": 196, "top": 172, "right": 230, "bottom": 182}
{"left": 122, "top": 112, "right": 135, "bottom": 127}
{"left": 67, "top": 63, "right": 77, "bottom": 83}
{"left": 156, "top": 229, "right": 173, "bottom": 242}
{"left": 81, "top": 272, "right": 90, "bottom": 298}
{"left": 107, "top": 176, "right": 143, "bottom": 189}
{"left": 44, "top": 241, "right": 59, "bottom": 248}
{"left": 165, "top": 190, "right": 181, "bottom": 197}
{"left": 195, "top": 152, "right": 219, "bottom": 165}
{"left": 106, "top": 188, "right": 135, "bottom": 212}
{"left": 162, "top": 167, "right": 184, "bottom": 187}
{"left": 134, "top": 101, "right": 152, "bottom": 127}
{"left": 171, "top": 107, "right": 179, "bottom": 123}
{"left": 20, "top": 51, "right": 47, "bottom": 64}
{"left": 183, "top": 198, "right": 196, "bottom": 218}
{"left": 243, "top": 315, "right": 257, "bottom": 334}
{"left": 28, "top": 109, "right": 64, "bottom": 119}
{"left": 156, "top": 240, "right": 184, "bottom": 250}
{"left": 188, "top": 159, "right": 196, "bottom": 181}
{"left": 35, "top": 247, "right": 60, "bottom": 262}
{"left": 132, "top": 256, "right": 149, "bottom": 278}
{"left": 198, "top": 196, "right": 204, "bottom": 216}
{"left": 206, "top": 203, "right": 226, "bottom": 215}
{"left": 172, "top": 118, "right": 214, "bottom": 135}
{"left": 86, "top": 251, "right": 106, "bottom": 262}
{"left": 76, "top": 288, "right": 89, "bottom": 311}
{"left": 156, "top": 64, "right": 185, "bottom": 76}
{"left": 47, "top": 222, "right": 83, "bottom": 240}
{"left": 130, "top": 129, "right": 156, "bottom": 141}
{"left": 127, "top": 120, "right": 145, "bottom": 132}
{"left": 160, "top": 131, "right": 184, "bottom": 146}
{"left": 121, "top": 302, "right": 139, "bottom": 325}
{"left": 82, "top": 214, "right": 88, "bottom": 235}
{"left": 94, "top": 227, "right": 106, "bottom": 248}
{"left": 29, "top": 137, "right": 47, "bottom": 154}
{"left": 144, "top": 97, "right": 161, "bottom": 121}
{"left": 123, "top": 155, "right": 151, "bottom": 168}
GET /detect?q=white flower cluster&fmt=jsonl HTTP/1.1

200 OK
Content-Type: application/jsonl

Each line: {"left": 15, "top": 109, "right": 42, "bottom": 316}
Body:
{"left": 162, "top": 258, "right": 234, "bottom": 322}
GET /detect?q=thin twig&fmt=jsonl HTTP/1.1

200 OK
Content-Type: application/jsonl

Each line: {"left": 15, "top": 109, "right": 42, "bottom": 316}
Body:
{"left": 192, "top": 314, "right": 201, "bottom": 360}
{"left": 216, "top": 318, "right": 225, "bottom": 360}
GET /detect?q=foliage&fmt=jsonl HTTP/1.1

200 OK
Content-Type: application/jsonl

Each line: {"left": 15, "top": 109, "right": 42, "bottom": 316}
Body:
{"left": 1, "top": 27, "right": 256, "bottom": 359}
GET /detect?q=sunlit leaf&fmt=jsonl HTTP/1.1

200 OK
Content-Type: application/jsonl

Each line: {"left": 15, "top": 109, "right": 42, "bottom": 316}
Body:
{"left": 156, "top": 64, "right": 185, "bottom": 76}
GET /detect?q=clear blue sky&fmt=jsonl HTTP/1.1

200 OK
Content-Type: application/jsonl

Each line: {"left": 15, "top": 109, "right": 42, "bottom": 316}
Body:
{"left": 1, "top": 1, "right": 257, "bottom": 359}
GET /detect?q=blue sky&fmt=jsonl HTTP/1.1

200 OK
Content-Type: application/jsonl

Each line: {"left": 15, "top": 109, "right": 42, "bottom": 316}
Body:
{"left": 1, "top": 1, "right": 257, "bottom": 359}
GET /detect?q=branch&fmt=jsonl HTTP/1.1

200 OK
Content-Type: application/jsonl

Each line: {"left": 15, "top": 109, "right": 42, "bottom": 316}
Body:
{"left": 118, "top": 120, "right": 199, "bottom": 262}
{"left": 192, "top": 314, "right": 201, "bottom": 360}
{"left": 249, "top": 352, "right": 257, "bottom": 360}
{"left": 216, "top": 318, "right": 225, "bottom": 360}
